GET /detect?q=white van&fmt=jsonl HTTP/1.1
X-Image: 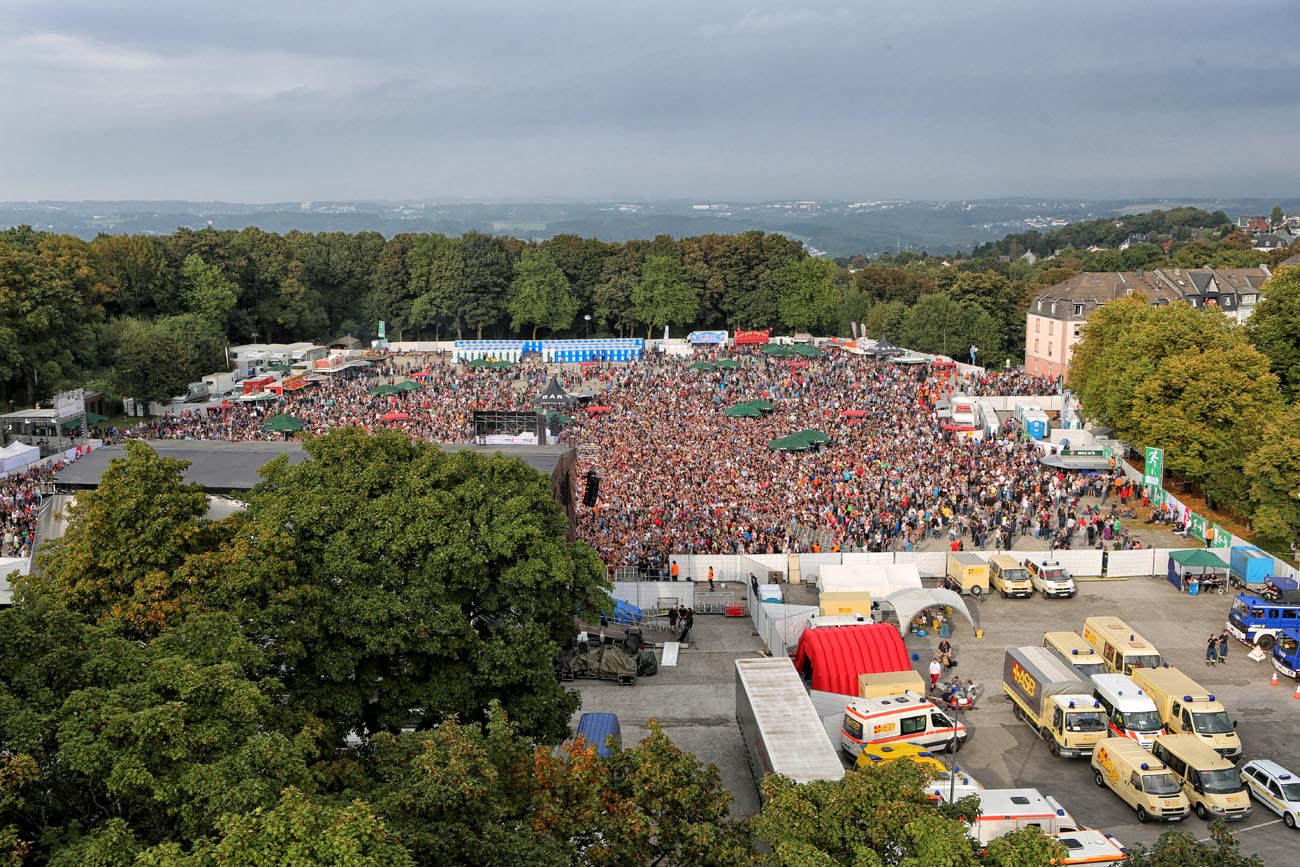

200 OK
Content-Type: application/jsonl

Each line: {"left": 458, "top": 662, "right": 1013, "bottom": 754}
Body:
{"left": 839, "top": 691, "right": 967, "bottom": 759}
{"left": 1091, "top": 673, "right": 1166, "bottom": 749}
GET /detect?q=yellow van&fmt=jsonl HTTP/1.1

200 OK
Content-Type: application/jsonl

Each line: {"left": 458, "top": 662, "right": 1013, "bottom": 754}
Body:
{"left": 1043, "top": 631, "right": 1108, "bottom": 677}
{"left": 1129, "top": 667, "right": 1241, "bottom": 761}
{"left": 1081, "top": 617, "right": 1162, "bottom": 675}
{"left": 1091, "top": 737, "right": 1190, "bottom": 824}
{"left": 855, "top": 742, "right": 982, "bottom": 789}
{"left": 989, "top": 555, "right": 1033, "bottom": 599}
{"left": 1151, "top": 734, "right": 1252, "bottom": 822}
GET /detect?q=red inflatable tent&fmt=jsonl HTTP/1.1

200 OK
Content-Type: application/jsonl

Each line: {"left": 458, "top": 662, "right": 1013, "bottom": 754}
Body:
{"left": 792, "top": 624, "right": 911, "bottom": 696}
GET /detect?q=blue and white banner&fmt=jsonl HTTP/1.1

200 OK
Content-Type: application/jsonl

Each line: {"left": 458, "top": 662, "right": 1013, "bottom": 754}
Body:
{"left": 688, "top": 330, "right": 729, "bottom": 345}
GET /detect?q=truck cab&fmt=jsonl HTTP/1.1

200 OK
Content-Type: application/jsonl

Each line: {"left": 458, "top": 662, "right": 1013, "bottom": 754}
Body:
{"left": 1091, "top": 737, "right": 1190, "bottom": 824}
{"left": 1271, "top": 628, "right": 1300, "bottom": 680}
{"left": 1024, "top": 558, "right": 1077, "bottom": 599}
{"left": 1226, "top": 594, "right": 1300, "bottom": 651}
{"left": 840, "top": 692, "right": 966, "bottom": 759}
{"left": 1129, "top": 667, "right": 1241, "bottom": 761}
{"left": 990, "top": 555, "right": 1033, "bottom": 598}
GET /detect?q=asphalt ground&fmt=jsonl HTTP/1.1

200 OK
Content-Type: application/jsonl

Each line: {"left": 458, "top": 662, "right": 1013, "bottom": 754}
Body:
{"left": 570, "top": 575, "right": 1298, "bottom": 865}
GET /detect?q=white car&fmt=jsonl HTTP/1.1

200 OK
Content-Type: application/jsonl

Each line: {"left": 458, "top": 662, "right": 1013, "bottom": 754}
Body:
{"left": 1240, "top": 759, "right": 1300, "bottom": 828}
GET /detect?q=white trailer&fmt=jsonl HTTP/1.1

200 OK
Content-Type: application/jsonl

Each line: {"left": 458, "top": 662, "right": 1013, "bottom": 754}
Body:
{"left": 735, "top": 657, "right": 845, "bottom": 795}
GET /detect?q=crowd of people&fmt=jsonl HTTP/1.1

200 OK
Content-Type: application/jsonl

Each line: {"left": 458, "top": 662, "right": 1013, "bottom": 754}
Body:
{"left": 0, "top": 457, "right": 80, "bottom": 559}
{"left": 116, "top": 345, "right": 1142, "bottom": 570}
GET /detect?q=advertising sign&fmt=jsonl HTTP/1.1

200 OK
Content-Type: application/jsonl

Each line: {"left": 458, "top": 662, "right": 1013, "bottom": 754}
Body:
{"left": 687, "top": 330, "right": 728, "bottom": 345}
{"left": 377, "top": 320, "right": 386, "bottom": 339}
{"left": 1211, "top": 523, "right": 1231, "bottom": 549}
{"left": 54, "top": 389, "right": 85, "bottom": 420}
{"left": 1187, "top": 513, "right": 1208, "bottom": 542}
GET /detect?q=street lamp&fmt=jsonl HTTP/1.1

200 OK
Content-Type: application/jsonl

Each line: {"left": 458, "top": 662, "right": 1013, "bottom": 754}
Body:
{"left": 584, "top": 314, "right": 592, "bottom": 337}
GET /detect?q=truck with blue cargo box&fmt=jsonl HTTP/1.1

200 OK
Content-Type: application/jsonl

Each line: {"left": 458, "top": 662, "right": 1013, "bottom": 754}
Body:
{"left": 1229, "top": 545, "right": 1278, "bottom": 590}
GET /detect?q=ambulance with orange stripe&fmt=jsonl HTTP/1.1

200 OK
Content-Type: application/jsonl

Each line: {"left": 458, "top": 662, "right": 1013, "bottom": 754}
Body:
{"left": 1089, "top": 673, "right": 1165, "bottom": 749}
{"left": 838, "top": 691, "right": 967, "bottom": 760}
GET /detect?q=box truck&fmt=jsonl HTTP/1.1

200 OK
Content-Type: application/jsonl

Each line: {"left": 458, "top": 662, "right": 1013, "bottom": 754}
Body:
{"left": 1003, "top": 646, "right": 1108, "bottom": 757}
{"left": 735, "top": 657, "right": 845, "bottom": 794}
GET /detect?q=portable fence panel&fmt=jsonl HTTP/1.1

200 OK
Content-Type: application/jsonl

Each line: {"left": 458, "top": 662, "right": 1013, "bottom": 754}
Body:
{"left": 612, "top": 581, "right": 694, "bottom": 612}
{"left": 1049, "top": 550, "right": 1104, "bottom": 577}
{"left": 1105, "top": 549, "right": 1157, "bottom": 578}
{"left": 895, "top": 551, "right": 948, "bottom": 578}
{"left": 746, "top": 553, "right": 788, "bottom": 581}
{"left": 798, "top": 553, "right": 843, "bottom": 582}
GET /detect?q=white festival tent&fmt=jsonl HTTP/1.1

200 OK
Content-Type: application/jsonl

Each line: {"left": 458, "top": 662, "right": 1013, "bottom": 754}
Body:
{"left": 0, "top": 441, "right": 41, "bottom": 474}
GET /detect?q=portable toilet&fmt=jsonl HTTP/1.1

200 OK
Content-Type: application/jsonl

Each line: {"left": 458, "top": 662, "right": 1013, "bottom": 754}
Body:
{"left": 1023, "top": 410, "right": 1049, "bottom": 440}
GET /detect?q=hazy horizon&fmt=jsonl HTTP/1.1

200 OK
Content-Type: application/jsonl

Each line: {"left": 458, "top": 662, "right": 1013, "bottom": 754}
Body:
{"left": 3, "top": 0, "right": 1299, "bottom": 202}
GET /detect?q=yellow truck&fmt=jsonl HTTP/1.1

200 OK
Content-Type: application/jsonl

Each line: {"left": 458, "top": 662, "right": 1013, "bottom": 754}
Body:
{"left": 1129, "top": 667, "right": 1241, "bottom": 761}
{"left": 1091, "top": 737, "right": 1191, "bottom": 824}
{"left": 946, "top": 552, "right": 989, "bottom": 598}
{"left": 858, "top": 671, "right": 928, "bottom": 699}
{"left": 1003, "top": 646, "right": 1108, "bottom": 758}
{"left": 1081, "top": 617, "right": 1163, "bottom": 675}
{"left": 1043, "top": 631, "right": 1108, "bottom": 677}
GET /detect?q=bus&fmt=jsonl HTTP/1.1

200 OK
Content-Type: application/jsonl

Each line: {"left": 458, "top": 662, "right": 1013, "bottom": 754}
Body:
{"left": 1226, "top": 594, "right": 1300, "bottom": 651}
{"left": 1082, "top": 617, "right": 1162, "bottom": 675}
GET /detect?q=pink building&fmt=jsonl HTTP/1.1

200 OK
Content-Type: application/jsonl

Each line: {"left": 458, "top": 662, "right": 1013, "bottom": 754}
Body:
{"left": 1024, "top": 267, "right": 1271, "bottom": 380}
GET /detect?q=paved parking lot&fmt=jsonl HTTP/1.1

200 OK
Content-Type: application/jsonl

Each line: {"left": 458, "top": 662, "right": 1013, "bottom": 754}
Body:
{"left": 571, "top": 574, "right": 1297, "bottom": 866}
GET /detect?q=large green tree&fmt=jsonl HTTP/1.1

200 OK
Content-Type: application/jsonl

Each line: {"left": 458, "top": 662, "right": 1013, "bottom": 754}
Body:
{"left": 1242, "top": 406, "right": 1300, "bottom": 542}
{"left": 108, "top": 318, "right": 195, "bottom": 412}
{"left": 179, "top": 253, "right": 239, "bottom": 331}
{"left": 776, "top": 257, "right": 839, "bottom": 333}
{"left": 632, "top": 255, "right": 699, "bottom": 337}
{"left": 507, "top": 249, "right": 578, "bottom": 339}
{"left": 26, "top": 440, "right": 220, "bottom": 635}
{"left": 188, "top": 428, "right": 609, "bottom": 744}
{"left": 1247, "top": 265, "right": 1300, "bottom": 399}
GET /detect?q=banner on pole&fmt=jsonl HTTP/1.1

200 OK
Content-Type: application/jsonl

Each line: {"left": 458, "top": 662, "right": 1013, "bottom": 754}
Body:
{"left": 1211, "top": 523, "right": 1231, "bottom": 549}
{"left": 1187, "top": 512, "right": 1208, "bottom": 542}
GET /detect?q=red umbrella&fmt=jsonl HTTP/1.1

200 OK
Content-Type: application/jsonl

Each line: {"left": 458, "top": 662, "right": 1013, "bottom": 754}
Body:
{"left": 585, "top": 405, "right": 612, "bottom": 414}
{"left": 382, "top": 411, "right": 411, "bottom": 421}
{"left": 788, "top": 361, "right": 810, "bottom": 368}
{"left": 840, "top": 409, "right": 867, "bottom": 418}
{"left": 212, "top": 401, "right": 237, "bottom": 411}
{"left": 580, "top": 360, "right": 599, "bottom": 367}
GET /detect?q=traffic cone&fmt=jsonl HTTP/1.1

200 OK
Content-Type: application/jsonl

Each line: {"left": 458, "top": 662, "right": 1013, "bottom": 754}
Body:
{"left": 1294, "top": 682, "right": 1300, "bottom": 700}
{"left": 1271, "top": 670, "right": 1280, "bottom": 687}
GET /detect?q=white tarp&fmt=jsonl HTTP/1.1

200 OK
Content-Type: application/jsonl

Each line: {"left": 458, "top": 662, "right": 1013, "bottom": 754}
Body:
{"left": 0, "top": 441, "right": 41, "bottom": 474}
{"left": 1106, "top": 549, "right": 1159, "bottom": 578}
{"left": 819, "top": 562, "right": 921, "bottom": 595}
{"left": 880, "top": 587, "right": 980, "bottom": 636}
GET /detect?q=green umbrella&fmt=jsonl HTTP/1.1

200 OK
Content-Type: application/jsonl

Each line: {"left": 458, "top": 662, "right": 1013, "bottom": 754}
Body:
{"left": 768, "top": 434, "right": 811, "bottom": 451}
{"left": 467, "top": 358, "right": 494, "bottom": 367}
{"left": 715, "top": 359, "right": 742, "bottom": 369}
{"left": 268, "top": 362, "right": 292, "bottom": 373}
{"left": 789, "top": 343, "right": 826, "bottom": 358}
{"left": 689, "top": 360, "right": 716, "bottom": 371}
{"left": 85, "top": 412, "right": 109, "bottom": 424}
{"left": 261, "top": 414, "right": 305, "bottom": 433}
{"left": 795, "top": 428, "right": 830, "bottom": 443}
{"left": 745, "top": 398, "right": 776, "bottom": 411}
{"left": 759, "top": 344, "right": 794, "bottom": 357}
{"left": 370, "top": 384, "right": 401, "bottom": 396}
{"left": 725, "top": 404, "right": 763, "bottom": 418}
{"left": 489, "top": 359, "right": 515, "bottom": 369}
{"left": 394, "top": 380, "right": 422, "bottom": 391}
{"left": 547, "top": 411, "right": 575, "bottom": 425}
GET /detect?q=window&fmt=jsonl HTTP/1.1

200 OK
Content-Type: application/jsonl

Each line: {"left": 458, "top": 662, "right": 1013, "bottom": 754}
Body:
{"left": 1130, "top": 772, "right": 1143, "bottom": 790}
{"left": 1049, "top": 321, "right": 1055, "bottom": 335}
{"left": 1268, "top": 780, "right": 1283, "bottom": 798}
{"left": 1073, "top": 304, "right": 1084, "bottom": 316}
{"left": 1050, "top": 301, "right": 1057, "bottom": 315}
{"left": 931, "top": 712, "right": 953, "bottom": 729}
{"left": 900, "top": 715, "right": 926, "bottom": 735}
{"left": 1035, "top": 319, "right": 1040, "bottom": 332}
{"left": 1037, "top": 299, "right": 1043, "bottom": 312}
{"left": 1034, "top": 339, "right": 1040, "bottom": 352}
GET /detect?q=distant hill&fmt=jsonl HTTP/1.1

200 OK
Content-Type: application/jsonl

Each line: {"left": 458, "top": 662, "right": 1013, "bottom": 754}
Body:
{"left": 970, "top": 207, "right": 1235, "bottom": 258}
{"left": 3, "top": 197, "right": 1298, "bottom": 257}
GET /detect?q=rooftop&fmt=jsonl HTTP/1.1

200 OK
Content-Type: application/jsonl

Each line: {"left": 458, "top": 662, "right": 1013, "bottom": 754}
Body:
{"left": 54, "top": 440, "right": 574, "bottom": 494}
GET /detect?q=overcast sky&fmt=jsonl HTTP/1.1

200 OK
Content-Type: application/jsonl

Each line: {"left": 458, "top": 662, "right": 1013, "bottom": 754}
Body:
{"left": 2, "top": 0, "right": 1298, "bottom": 202}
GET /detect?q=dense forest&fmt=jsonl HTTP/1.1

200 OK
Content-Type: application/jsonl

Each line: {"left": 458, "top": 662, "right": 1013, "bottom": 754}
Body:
{"left": 1, "top": 211, "right": 1296, "bottom": 409}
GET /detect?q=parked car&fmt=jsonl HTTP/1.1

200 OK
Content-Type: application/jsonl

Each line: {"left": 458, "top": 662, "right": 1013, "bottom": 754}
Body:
{"left": 1240, "top": 759, "right": 1300, "bottom": 828}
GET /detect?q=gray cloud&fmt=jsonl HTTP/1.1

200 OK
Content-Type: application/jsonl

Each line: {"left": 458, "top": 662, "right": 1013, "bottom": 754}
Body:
{"left": 2, "top": 0, "right": 1298, "bottom": 201}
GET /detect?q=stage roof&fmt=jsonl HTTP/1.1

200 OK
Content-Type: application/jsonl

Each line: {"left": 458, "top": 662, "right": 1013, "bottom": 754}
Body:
{"left": 55, "top": 440, "right": 574, "bottom": 494}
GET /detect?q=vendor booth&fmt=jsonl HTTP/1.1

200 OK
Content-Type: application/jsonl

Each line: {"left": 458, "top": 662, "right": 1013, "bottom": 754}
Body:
{"left": 1166, "top": 549, "right": 1228, "bottom": 595}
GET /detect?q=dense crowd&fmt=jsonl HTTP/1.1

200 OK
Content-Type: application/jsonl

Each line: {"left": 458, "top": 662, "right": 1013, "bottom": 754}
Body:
{"left": 1, "top": 458, "right": 78, "bottom": 559}
{"left": 120, "top": 347, "right": 1117, "bottom": 568}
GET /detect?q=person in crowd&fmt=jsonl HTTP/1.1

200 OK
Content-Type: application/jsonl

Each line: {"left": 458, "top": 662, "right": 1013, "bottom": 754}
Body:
{"left": 929, "top": 656, "right": 943, "bottom": 688}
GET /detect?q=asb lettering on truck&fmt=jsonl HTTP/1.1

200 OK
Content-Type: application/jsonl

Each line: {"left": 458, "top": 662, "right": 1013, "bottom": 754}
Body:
{"left": 874, "top": 723, "right": 896, "bottom": 735}
{"left": 1011, "top": 661, "right": 1038, "bottom": 697}
{"left": 1095, "top": 745, "right": 1120, "bottom": 784}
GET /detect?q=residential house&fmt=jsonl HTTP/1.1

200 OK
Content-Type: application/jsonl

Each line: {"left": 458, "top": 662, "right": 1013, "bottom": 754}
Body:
{"left": 1252, "top": 233, "right": 1290, "bottom": 251}
{"left": 1118, "top": 234, "right": 1149, "bottom": 251}
{"left": 1237, "top": 216, "right": 1270, "bottom": 233}
{"left": 1024, "top": 266, "right": 1272, "bottom": 379}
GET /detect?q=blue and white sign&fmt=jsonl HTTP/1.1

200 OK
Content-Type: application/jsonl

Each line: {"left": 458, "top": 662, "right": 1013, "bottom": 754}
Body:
{"left": 688, "top": 330, "right": 728, "bottom": 345}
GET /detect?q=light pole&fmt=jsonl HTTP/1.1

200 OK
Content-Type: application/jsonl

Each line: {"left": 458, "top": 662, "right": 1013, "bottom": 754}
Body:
{"left": 584, "top": 314, "right": 592, "bottom": 337}
{"left": 948, "top": 701, "right": 964, "bottom": 803}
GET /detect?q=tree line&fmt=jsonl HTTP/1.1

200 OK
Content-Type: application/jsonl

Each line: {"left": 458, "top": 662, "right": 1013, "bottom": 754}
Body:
{"left": 0, "top": 434, "right": 1264, "bottom": 867}
{"left": 1069, "top": 265, "right": 1300, "bottom": 543}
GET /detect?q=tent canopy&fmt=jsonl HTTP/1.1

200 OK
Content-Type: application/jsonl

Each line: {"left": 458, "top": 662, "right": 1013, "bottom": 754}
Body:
{"left": 789, "top": 343, "right": 826, "bottom": 358}
{"left": 725, "top": 404, "right": 763, "bottom": 418}
{"left": 0, "top": 440, "right": 41, "bottom": 473}
{"left": 1169, "top": 549, "right": 1227, "bottom": 568}
{"left": 260, "top": 414, "right": 305, "bottom": 433}
{"left": 879, "top": 587, "right": 979, "bottom": 636}
{"left": 872, "top": 334, "right": 904, "bottom": 358}
{"left": 715, "top": 359, "right": 742, "bottom": 369}
{"left": 793, "top": 623, "right": 911, "bottom": 696}
{"left": 535, "top": 376, "right": 575, "bottom": 407}
{"left": 689, "top": 361, "right": 716, "bottom": 371}
{"left": 759, "top": 344, "right": 794, "bottom": 357}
